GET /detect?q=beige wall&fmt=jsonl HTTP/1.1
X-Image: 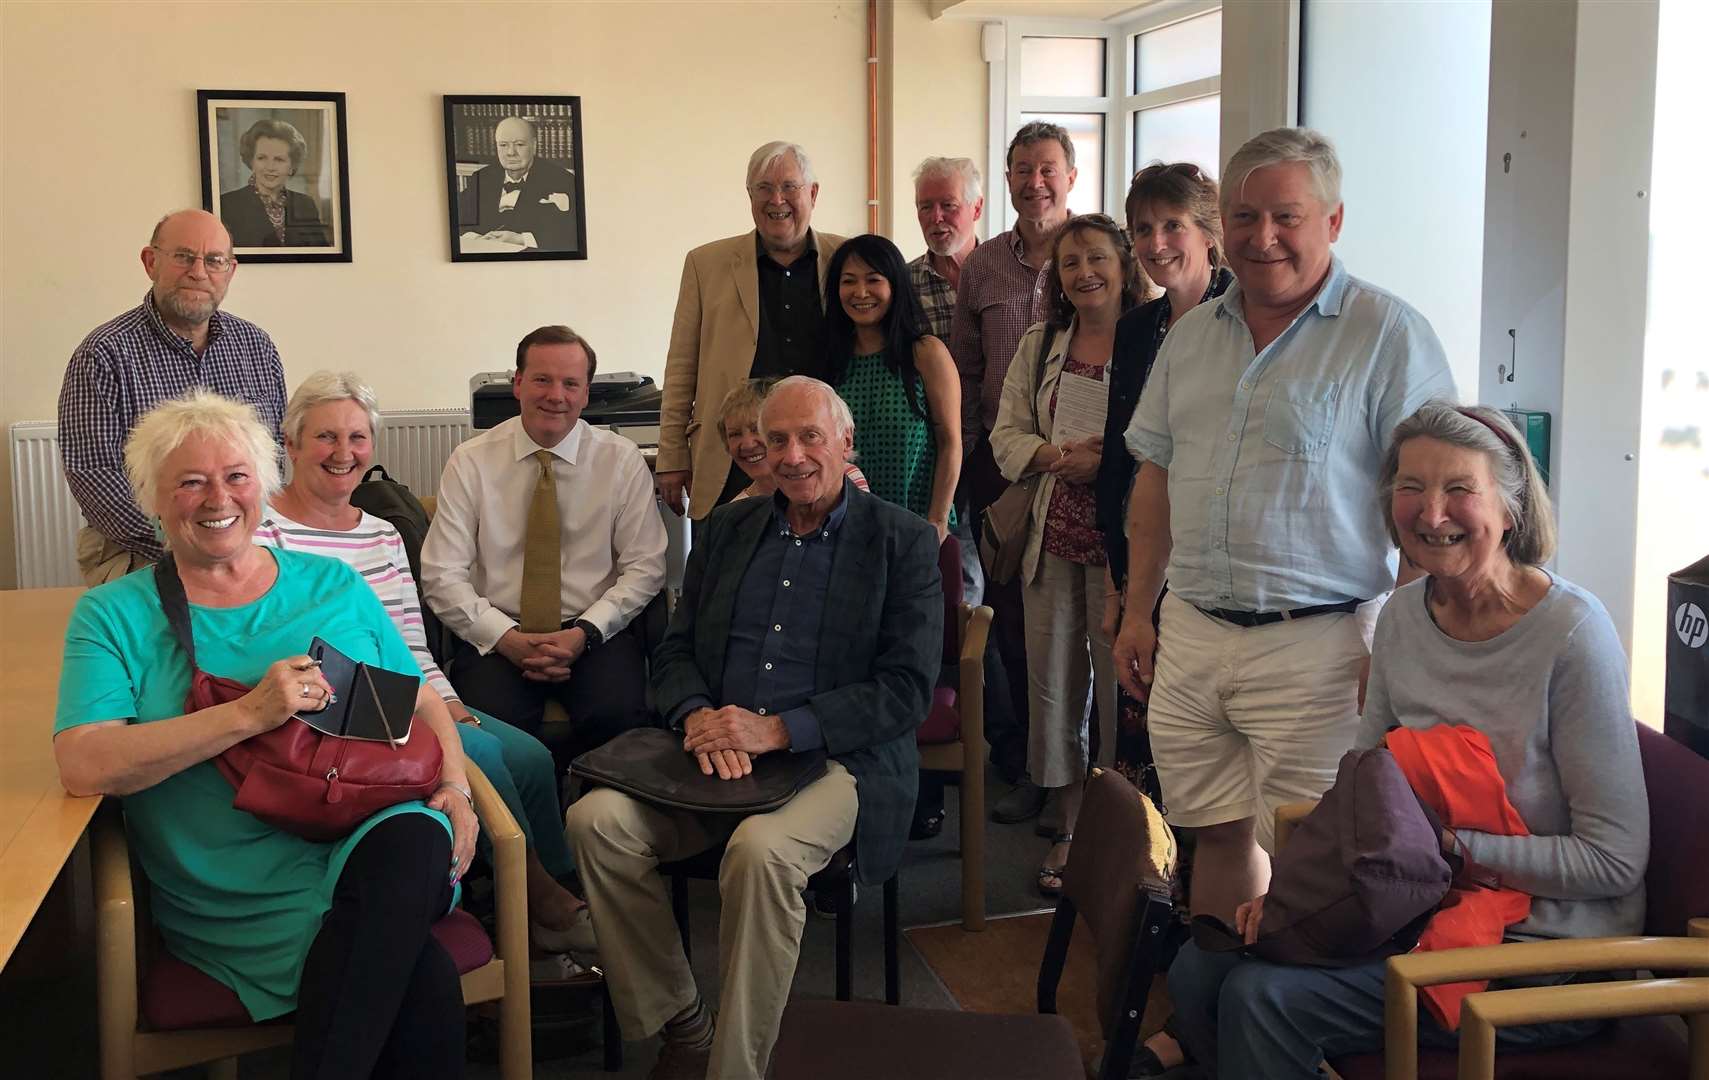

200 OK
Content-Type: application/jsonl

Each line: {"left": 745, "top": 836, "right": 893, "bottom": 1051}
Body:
{"left": 0, "top": 0, "right": 986, "bottom": 588}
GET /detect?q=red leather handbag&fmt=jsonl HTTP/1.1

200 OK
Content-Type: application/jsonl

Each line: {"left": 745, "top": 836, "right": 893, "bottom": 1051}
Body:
{"left": 155, "top": 557, "right": 443, "bottom": 842}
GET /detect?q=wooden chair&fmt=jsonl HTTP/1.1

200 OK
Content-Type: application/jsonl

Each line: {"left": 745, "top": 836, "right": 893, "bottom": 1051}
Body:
{"left": 769, "top": 767, "right": 1178, "bottom": 1079}
{"left": 916, "top": 533, "right": 995, "bottom": 931}
{"left": 1274, "top": 723, "right": 1709, "bottom": 1080}
{"left": 92, "top": 763, "right": 531, "bottom": 1080}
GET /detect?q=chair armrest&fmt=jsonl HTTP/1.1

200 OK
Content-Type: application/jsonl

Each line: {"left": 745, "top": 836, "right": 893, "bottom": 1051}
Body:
{"left": 465, "top": 762, "right": 527, "bottom": 968}
{"left": 958, "top": 604, "right": 993, "bottom": 752}
{"left": 1390, "top": 936, "right": 1709, "bottom": 987}
{"left": 91, "top": 801, "right": 139, "bottom": 1078}
{"left": 419, "top": 495, "right": 437, "bottom": 520}
{"left": 1457, "top": 977, "right": 1709, "bottom": 1080}
{"left": 1381, "top": 937, "right": 1709, "bottom": 1080}
{"left": 1273, "top": 799, "right": 1317, "bottom": 851}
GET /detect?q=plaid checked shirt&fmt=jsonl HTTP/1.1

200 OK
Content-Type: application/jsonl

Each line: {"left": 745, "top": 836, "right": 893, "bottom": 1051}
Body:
{"left": 948, "top": 229, "right": 1052, "bottom": 447}
{"left": 57, "top": 292, "right": 286, "bottom": 559}
{"left": 906, "top": 253, "right": 957, "bottom": 341}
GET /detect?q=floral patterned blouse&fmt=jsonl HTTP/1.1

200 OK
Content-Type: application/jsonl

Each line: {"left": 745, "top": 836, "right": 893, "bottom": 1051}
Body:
{"left": 1040, "top": 355, "right": 1108, "bottom": 565}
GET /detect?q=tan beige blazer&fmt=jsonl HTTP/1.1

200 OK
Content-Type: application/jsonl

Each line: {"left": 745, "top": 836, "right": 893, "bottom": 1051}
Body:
{"left": 657, "top": 228, "right": 846, "bottom": 519}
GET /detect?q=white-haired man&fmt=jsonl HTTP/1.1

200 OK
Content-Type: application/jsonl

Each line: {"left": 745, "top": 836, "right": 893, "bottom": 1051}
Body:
{"left": 458, "top": 115, "right": 580, "bottom": 252}
{"left": 570, "top": 376, "right": 941, "bottom": 1080}
{"left": 1112, "top": 128, "right": 1455, "bottom": 992}
{"left": 907, "top": 155, "right": 984, "bottom": 340}
{"left": 656, "top": 142, "right": 846, "bottom": 525}
{"left": 57, "top": 209, "right": 285, "bottom": 585}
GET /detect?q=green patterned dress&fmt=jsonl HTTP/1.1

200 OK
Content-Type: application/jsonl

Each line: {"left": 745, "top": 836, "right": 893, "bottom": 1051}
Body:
{"left": 836, "top": 350, "right": 954, "bottom": 524}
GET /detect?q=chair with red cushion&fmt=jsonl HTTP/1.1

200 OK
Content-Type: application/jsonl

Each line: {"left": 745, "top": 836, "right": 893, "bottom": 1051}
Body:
{"left": 916, "top": 533, "right": 994, "bottom": 931}
{"left": 1275, "top": 724, "right": 1709, "bottom": 1080}
{"left": 92, "top": 763, "right": 531, "bottom": 1080}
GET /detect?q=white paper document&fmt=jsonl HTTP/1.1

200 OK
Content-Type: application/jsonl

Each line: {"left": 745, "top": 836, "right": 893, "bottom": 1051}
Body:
{"left": 1051, "top": 371, "right": 1110, "bottom": 446}
{"left": 458, "top": 232, "right": 528, "bottom": 254}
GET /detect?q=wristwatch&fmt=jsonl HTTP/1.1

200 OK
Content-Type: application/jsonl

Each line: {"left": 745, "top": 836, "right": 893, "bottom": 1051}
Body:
{"left": 571, "top": 619, "right": 604, "bottom": 650}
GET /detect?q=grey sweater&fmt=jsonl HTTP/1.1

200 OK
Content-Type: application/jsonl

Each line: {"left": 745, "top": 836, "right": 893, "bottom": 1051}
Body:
{"left": 1357, "top": 574, "right": 1649, "bottom": 942}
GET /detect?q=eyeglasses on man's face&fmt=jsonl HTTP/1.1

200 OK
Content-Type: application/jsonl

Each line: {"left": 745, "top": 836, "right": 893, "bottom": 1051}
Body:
{"left": 153, "top": 247, "right": 236, "bottom": 273}
{"left": 750, "top": 181, "right": 806, "bottom": 199}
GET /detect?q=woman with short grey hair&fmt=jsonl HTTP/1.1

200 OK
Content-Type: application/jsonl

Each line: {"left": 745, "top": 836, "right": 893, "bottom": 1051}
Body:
{"left": 259, "top": 371, "right": 598, "bottom": 960}
{"left": 1156, "top": 400, "right": 1648, "bottom": 1078}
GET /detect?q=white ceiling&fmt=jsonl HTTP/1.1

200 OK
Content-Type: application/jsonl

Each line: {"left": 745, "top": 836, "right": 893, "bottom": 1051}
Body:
{"left": 930, "top": 0, "right": 1157, "bottom": 23}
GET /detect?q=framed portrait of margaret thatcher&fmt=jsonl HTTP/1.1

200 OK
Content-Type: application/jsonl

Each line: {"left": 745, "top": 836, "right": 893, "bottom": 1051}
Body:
{"left": 198, "top": 90, "right": 352, "bottom": 264}
{"left": 444, "top": 95, "right": 587, "bottom": 262}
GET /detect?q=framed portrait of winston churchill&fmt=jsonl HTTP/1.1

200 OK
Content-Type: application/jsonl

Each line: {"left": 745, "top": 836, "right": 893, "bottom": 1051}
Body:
{"left": 443, "top": 95, "right": 588, "bottom": 262}
{"left": 198, "top": 89, "right": 353, "bottom": 264}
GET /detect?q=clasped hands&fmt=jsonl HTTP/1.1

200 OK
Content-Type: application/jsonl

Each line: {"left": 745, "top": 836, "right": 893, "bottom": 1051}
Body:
{"left": 682, "top": 705, "right": 790, "bottom": 780}
{"left": 495, "top": 626, "right": 588, "bottom": 682}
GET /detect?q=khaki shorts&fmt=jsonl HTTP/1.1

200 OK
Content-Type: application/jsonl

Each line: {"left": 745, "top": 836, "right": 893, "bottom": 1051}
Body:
{"left": 76, "top": 526, "right": 150, "bottom": 587}
{"left": 1146, "top": 592, "right": 1376, "bottom": 852}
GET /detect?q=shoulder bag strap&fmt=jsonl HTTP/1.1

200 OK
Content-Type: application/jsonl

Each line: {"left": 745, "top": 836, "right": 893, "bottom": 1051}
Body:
{"left": 1033, "top": 324, "right": 1059, "bottom": 439}
{"left": 152, "top": 554, "right": 201, "bottom": 670}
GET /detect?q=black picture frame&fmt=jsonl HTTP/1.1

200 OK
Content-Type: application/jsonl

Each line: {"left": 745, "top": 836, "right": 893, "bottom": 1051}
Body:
{"left": 443, "top": 95, "right": 587, "bottom": 262}
{"left": 197, "top": 90, "right": 352, "bottom": 264}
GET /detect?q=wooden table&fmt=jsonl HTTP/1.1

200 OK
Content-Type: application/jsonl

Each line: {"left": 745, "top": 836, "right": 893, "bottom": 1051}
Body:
{"left": 0, "top": 586, "right": 97, "bottom": 970}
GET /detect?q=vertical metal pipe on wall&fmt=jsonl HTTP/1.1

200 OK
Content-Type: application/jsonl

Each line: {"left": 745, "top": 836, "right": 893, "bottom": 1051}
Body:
{"left": 867, "top": 0, "right": 880, "bottom": 234}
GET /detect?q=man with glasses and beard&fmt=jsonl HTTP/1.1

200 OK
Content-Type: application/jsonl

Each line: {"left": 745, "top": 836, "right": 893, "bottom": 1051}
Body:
{"left": 57, "top": 209, "right": 285, "bottom": 585}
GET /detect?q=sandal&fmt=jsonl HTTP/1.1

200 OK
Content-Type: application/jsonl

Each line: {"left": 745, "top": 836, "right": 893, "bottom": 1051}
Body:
{"left": 1129, "top": 1018, "right": 1193, "bottom": 1077}
{"left": 1036, "top": 833, "right": 1072, "bottom": 898}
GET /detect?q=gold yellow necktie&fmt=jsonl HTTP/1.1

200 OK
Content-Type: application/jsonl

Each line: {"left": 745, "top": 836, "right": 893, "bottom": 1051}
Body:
{"left": 519, "top": 449, "right": 562, "bottom": 633}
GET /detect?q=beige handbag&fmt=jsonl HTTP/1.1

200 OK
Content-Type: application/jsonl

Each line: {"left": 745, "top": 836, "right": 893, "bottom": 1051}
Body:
{"left": 979, "top": 326, "right": 1058, "bottom": 585}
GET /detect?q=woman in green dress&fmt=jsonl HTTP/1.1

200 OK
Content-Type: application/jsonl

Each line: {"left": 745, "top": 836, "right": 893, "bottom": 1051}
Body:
{"left": 824, "top": 233, "right": 961, "bottom": 544}
{"left": 825, "top": 233, "right": 961, "bottom": 837}
{"left": 53, "top": 390, "right": 478, "bottom": 1079}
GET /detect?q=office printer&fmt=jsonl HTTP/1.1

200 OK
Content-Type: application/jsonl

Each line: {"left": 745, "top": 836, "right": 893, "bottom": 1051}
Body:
{"left": 470, "top": 370, "right": 662, "bottom": 447}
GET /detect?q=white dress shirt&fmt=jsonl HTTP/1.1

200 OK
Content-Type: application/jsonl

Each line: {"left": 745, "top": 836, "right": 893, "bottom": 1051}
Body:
{"left": 421, "top": 415, "right": 668, "bottom": 654}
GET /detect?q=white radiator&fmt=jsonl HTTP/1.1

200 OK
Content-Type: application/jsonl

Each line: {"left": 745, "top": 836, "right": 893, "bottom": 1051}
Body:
{"left": 9, "top": 409, "right": 474, "bottom": 589}
{"left": 9, "top": 422, "right": 85, "bottom": 589}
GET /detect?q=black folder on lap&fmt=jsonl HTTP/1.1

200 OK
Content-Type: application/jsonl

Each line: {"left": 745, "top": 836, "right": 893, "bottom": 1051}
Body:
{"left": 294, "top": 637, "right": 421, "bottom": 744}
{"left": 572, "top": 727, "right": 827, "bottom": 813}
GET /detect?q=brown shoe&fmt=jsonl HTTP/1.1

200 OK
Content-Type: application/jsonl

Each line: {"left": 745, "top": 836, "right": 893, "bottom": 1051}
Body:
{"left": 648, "top": 1038, "right": 712, "bottom": 1080}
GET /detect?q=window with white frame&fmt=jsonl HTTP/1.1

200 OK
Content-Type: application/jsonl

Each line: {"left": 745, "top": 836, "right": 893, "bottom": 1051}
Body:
{"left": 989, "top": 3, "right": 1222, "bottom": 231}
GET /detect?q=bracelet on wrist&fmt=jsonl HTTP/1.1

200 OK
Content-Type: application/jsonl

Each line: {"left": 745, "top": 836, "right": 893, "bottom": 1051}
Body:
{"left": 439, "top": 781, "right": 473, "bottom": 808}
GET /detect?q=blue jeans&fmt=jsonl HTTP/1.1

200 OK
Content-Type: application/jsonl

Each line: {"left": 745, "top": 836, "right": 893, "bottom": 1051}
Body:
{"left": 458, "top": 708, "right": 576, "bottom": 880}
{"left": 1167, "top": 941, "right": 1601, "bottom": 1079}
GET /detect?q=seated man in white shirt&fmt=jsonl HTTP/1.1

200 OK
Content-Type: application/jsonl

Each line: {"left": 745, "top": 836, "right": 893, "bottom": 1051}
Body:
{"left": 422, "top": 325, "right": 667, "bottom": 759}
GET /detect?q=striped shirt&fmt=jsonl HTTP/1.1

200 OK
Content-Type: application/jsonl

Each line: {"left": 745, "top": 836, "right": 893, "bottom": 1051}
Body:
{"left": 906, "top": 253, "right": 957, "bottom": 340}
{"left": 58, "top": 292, "right": 285, "bottom": 559}
{"left": 948, "top": 229, "right": 1052, "bottom": 445}
{"left": 254, "top": 509, "right": 457, "bottom": 703}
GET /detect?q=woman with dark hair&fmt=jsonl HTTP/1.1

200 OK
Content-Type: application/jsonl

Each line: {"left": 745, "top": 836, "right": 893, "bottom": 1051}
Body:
{"left": 990, "top": 213, "right": 1143, "bottom": 894}
{"left": 219, "top": 117, "right": 330, "bottom": 247}
{"left": 824, "top": 234, "right": 961, "bottom": 840}
{"left": 825, "top": 233, "right": 961, "bottom": 543}
{"left": 1098, "top": 162, "right": 1231, "bottom": 806}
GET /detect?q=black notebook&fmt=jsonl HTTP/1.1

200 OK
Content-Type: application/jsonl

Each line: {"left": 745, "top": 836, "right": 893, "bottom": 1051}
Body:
{"left": 294, "top": 637, "right": 422, "bottom": 745}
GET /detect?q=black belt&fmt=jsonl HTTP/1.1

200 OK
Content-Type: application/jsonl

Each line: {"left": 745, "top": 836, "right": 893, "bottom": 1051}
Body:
{"left": 1194, "top": 599, "right": 1363, "bottom": 628}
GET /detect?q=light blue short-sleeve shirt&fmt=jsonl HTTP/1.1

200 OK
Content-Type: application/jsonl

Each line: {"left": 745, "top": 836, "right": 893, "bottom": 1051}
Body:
{"left": 1124, "top": 256, "right": 1456, "bottom": 611}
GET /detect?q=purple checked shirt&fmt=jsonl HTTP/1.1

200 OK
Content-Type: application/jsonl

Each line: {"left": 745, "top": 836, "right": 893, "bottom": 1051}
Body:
{"left": 57, "top": 292, "right": 285, "bottom": 559}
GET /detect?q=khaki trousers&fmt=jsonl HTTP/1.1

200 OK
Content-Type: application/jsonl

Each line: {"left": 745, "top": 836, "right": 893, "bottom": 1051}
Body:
{"left": 565, "top": 761, "right": 858, "bottom": 1080}
{"left": 75, "top": 526, "right": 150, "bottom": 587}
{"left": 1020, "top": 552, "right": 1117, "bottom": 789}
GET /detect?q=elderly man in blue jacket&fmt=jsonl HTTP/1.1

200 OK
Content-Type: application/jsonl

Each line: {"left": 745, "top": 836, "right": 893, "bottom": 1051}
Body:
{"left": 568, "top": 376, "right": 942, "bottom": 1080}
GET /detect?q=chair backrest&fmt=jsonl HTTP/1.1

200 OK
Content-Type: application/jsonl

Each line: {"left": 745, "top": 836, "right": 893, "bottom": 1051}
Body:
{"left": 937, "top": 533, "right": 964, "bottom": 665}
{"left": 1637, "top": 723, "right": 1709, "bottom": 937}
{"left": 1062, "top": 769, "right": 1175, "bottom": 1036}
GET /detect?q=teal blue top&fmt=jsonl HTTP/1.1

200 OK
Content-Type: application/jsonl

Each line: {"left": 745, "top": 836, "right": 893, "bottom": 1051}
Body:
{"left": 837, "top": 350, "right": 954, "bottom": 525}
{"left": 54, "top": 547, "right": 451, "bottom": 1020}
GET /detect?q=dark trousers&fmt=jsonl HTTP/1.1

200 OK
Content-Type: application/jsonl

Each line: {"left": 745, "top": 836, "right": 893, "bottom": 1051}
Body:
{"left": 292, "top": 814, "right": 462, "bottom": 1080}
{"left": 449, "top": 624, "right": 651, "bottom": 764}
{"left": 962, "top": 435, "right": 1030, "bottom": 765}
